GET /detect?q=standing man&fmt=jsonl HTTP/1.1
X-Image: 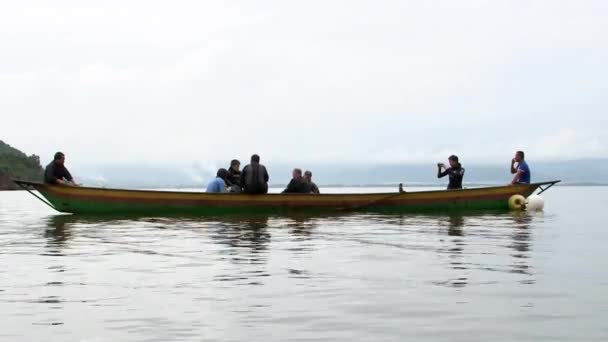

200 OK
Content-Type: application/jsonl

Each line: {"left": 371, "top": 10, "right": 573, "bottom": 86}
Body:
{"left": 437, "top": 155, "right": 465, "bottom": 190}
{"left": 510, "top": 151, "right": 531, "bottom": 184}
{"left": 241, "top": 154, "right": 270, "bottom": 194}
{"left": 44, "top": 152, "right": 78, "bottom": 186}
{"left": 303, "top": 170, "right": 320, "bottom": 194}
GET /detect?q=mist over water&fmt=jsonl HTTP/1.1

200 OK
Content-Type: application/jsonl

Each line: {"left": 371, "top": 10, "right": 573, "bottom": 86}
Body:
{"left": 1, "top": 187, "right": 607, "bottom": 341}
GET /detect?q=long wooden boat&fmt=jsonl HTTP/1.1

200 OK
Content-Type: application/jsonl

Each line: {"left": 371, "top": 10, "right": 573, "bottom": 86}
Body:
{"left": 14, "top": 180, "right": 560, "bottom": 215}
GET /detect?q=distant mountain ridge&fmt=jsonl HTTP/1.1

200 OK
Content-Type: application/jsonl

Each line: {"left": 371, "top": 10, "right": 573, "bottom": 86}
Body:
{"left": 2, "top": 137, "right": 605, "bottom": 190}
{"left": 0, "top": 140, "right": 44, "bottom": 190}
{"left": 72, "top": 159, "right": 608, "bottom": 189}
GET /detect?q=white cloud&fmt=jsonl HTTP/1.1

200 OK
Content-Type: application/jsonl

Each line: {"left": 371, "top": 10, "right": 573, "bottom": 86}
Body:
{"left": 1, "top": 0, "right": 607, "bottom": 166}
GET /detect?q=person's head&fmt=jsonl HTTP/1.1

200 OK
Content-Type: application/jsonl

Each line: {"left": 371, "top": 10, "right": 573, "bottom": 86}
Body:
{"left": 448, "top": 155, "right": 459, "bottom": 168}
{"left": 53, "top": 152, "right": 65, "bottom": 165}
{"left": 514, "top": 151, "right": 525, "bottom": 162}
{"left": 292, "top": 168, "right": 302, "bottom": 179}
{"left": 230, "top": 159, "right": 240, "bottom": 171}
{"left": 304, "top": 170, "right": 312, "bottom": 181}
{"left": 251, "top": 154, "right": 260, "bottom": 163}
{"left": 216, "top": 168, "right": 229, "bottom": 180}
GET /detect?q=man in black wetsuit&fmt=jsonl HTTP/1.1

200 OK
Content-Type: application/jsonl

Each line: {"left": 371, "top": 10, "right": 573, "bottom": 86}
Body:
{"left": 241, "top": 154, "right": 269, "bottom": 194}
{"left": 282, "top": 168, "right": 311, "bottom": 193}
{"left": 44, "top": 152, "right": 78, "bottom": 186}
{"left": 437, "top": 155, "right": 465, "bottom": 190}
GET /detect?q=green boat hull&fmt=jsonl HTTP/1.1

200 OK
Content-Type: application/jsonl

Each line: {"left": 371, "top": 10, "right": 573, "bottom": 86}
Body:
{"left": 14, "top": 181, "right": 560, "bottom": 216}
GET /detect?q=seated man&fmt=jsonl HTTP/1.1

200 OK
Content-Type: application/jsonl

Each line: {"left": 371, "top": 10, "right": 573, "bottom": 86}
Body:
{"left": 510, "top": 151, "right": 531, "bottom": 184}
{"left": 303, "top": 170, "right": 320, "bottom": 194}
{"left": 241, "top": 154, "right": 270, "bottom": 194}
{"left": 206, "top": 168, "right": 229, "bottom": 193}
{"left": 282, "top": 168, "right": 312, "bottom": 193}
{"left": 437, "top": 155, "right": 465, "bottom": 190}
{"left": 226, "top": 159, "right": 242, "bottom": 192}
{"left": 44, "top": 152, "right": 78, "bottom": 186}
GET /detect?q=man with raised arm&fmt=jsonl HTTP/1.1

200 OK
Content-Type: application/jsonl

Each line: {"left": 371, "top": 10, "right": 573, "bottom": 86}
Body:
{"left": 510, "top": 151, "right": 531, "bottom": 184}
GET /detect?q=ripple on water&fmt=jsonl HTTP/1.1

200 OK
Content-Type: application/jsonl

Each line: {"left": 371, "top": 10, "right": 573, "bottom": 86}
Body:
{"left": 2, "top": 188, "right": 608, "bottom": 341}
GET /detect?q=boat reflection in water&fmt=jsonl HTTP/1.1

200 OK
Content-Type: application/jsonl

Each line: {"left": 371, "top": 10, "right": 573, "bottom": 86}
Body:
{"left": 45, "top": 215, "right": 74, "bottom": 253}
{"left": 43, "top": 211, "right": 538, "bottom": 288}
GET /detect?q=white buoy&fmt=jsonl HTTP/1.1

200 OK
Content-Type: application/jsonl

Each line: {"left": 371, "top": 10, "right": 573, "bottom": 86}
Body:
{"left": 526, "top": 195, "right": 545, "bottom": 211}
{"left": 508, "top": 194, "right": 526, "bottom": 210}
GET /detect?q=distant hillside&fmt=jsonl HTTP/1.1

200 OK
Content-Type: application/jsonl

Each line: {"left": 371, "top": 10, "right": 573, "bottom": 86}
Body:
{"left": 0, "top": 140, "right": 44, "bottom": 190}
{"left": 72, "top": 159, "right": 608, "bottom": 188}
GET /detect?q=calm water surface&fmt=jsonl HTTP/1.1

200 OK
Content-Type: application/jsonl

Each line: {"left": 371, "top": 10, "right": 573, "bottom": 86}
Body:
{"left": 1, "top": 187, "right": 607, "bottom": 341}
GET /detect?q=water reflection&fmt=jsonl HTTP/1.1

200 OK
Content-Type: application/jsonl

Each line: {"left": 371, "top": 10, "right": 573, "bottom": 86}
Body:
{"left": 284, "top": 213, "right": 318, "bottom": 240}
{"left": 45, "top": 215, "right": 73, "bottom": 245}
{"left": 210, "top": 214, "right": 271, "bottom": 270}
{"left": 510, "top": 212, "right": 533, "bottom": 253}
{"left": 43, "top": 211, "right": 538, "bottom": 288}
{"left": 208, "top": 215, "right": 272, "bottom": 285}
{"left": 43, "top": 215, "right": 74, "bottom": 256}
{"left": 436, "top": 214, "right": 468, "bottom": 287}
{"left": 210, "top": 214, "right": 271, "bottom": 252}
{"left": 434, "top": 212, "right": 536, "bottom": 288}
{"left": 207, "top": 213, "right": 322, "bottom": 283}
{"left": 509, "top": 212, "right": 534, "bottom": 278}
{"left": 39, "top": 216, "right": 74, "bottom": 314}
{"left": 448, "top": 215, "right": 465, "bottom": 237}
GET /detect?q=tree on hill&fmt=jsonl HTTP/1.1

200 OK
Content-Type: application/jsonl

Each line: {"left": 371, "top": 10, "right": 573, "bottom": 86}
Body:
{"left": 0, "top": 140, "right": 44, "bottom": 190}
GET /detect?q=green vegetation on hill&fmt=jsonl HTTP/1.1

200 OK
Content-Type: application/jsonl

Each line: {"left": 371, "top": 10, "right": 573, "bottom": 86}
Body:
{"left": 0, "top": 140, "right": 44, "bottom": 190}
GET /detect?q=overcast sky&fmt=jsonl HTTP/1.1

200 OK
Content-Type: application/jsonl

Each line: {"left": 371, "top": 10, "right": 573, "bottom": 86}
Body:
{"left": 2, "top": 0, "right": 607, "bottom": 168}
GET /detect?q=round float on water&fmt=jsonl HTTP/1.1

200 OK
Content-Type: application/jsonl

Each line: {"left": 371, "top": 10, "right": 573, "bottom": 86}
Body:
{"left": 508, "top": 194, "right": 526, "bottom": 210}
{"left": 526, "top": 195, "right": 545, "bottom": 211}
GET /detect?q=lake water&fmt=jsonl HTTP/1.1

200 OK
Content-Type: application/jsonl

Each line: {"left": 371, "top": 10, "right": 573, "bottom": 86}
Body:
{"left": 1, "top": 186, "right": 607, "bottom": 341}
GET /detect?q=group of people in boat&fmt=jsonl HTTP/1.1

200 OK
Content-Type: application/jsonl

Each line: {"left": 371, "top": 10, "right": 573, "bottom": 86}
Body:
{"left": 205, "top": 154, "right": 320, "bottom": 194}
{"left": 43, "top": 150, "right": 532, "bottom": 192}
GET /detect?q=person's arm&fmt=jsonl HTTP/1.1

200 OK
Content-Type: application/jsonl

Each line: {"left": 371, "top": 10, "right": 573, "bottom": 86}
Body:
{"left": 240, "top": 167, "right": 247, "bottom": 187}
{"left": 65, "top": 169, "right": 78, "bottom": 186}
{"left": 437, "top": 166, "right": 449, "bottom": 178}
{"left": 510, "top": 159, "right": 517, "bottom": 174}
{"left": 64, "top": 168, "right": 74, "bottom": 182}
{"left": 47, "top": 172, "right": 69, "bottom": 185}
{"left": 47, "top": 174, "right": 60, "bottom": 184}
{"left": 264, "top": 168, "right": 269, "bottom": 183}
{"left": 60, "top": 167, "right": 78, "bottom": 186}
{"left": 511, "top": 170, "right": 523, "bottom": 185}
{"left": 225, "top": 177, "right": 234, "bottom": 187}
{"left": 283, "top": 180, "right": 294, "bottom": 193}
